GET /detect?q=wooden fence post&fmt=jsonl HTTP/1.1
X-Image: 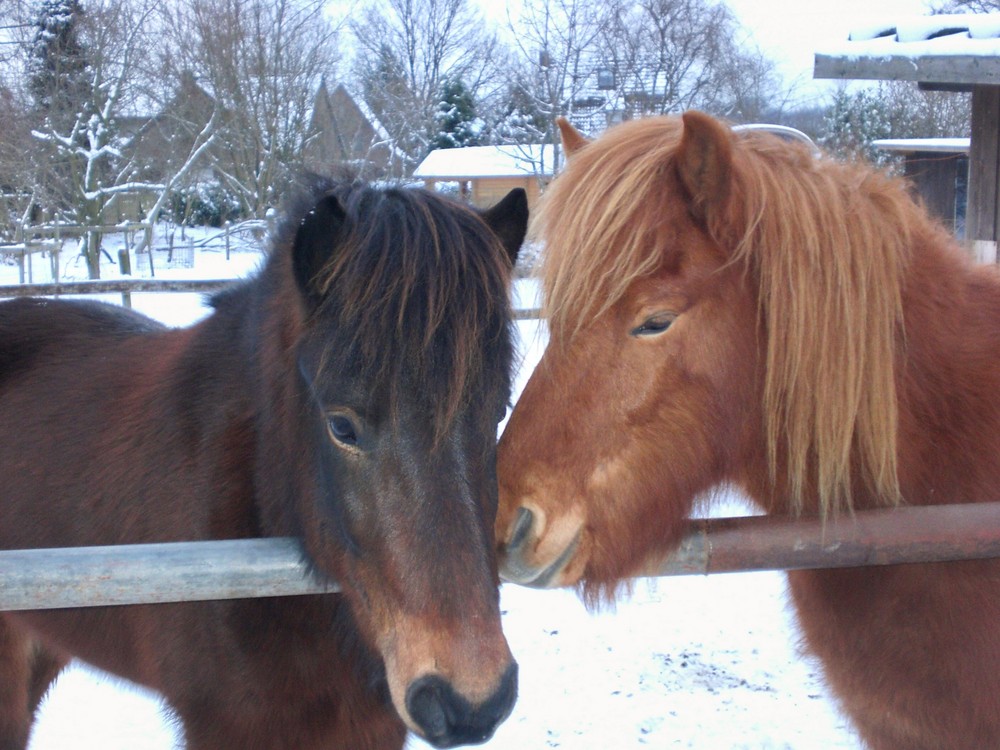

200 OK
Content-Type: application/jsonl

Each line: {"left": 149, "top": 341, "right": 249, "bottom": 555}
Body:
{"left": 967, "top": 85, "right": 1000, "bottom": 263}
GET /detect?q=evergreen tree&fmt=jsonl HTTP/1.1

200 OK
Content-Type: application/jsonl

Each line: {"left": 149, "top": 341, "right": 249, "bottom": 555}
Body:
{"left": 820, "top": 87, "right": 892, "bottom": 166}
{"left": 27, "top": 0, "right": 92, "bottom": 127}
{"left": 432, "top": 78, "right": 482, "bottom": 149}
{"left": 491, "top": 79, "right": 549, "bottom": 146}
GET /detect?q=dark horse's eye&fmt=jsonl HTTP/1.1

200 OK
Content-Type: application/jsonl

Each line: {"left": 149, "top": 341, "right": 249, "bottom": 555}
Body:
{"left": 631, "top": 314, "right": 675, "bottom": 337}
{"left": 327, "top": 414, "right": 359, "bottom": 447}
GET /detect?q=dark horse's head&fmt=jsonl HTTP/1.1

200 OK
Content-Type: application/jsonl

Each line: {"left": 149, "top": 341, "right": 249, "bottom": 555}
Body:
{"left": 255, "top": 178, "right": 527, "bottom": 747}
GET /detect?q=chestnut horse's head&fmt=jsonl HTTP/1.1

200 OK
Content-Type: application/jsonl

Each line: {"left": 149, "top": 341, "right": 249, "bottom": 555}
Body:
{"left": 497, "top": 112, "right": 910, "bottom": 602}
{"left": 263, "top": 181, "right": 527, "bottom": 746}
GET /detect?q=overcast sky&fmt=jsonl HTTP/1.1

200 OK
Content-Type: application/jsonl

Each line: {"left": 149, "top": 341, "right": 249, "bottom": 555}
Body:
{"left": 724, "top": 0, "right": 938, "bottom": 102}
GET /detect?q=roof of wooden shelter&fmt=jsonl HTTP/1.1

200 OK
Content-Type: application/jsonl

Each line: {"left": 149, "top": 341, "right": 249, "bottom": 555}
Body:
{"left": 813, "top": 13, "right": 1000, "bottom": 256}
{"left": 814, "top": 13, "right": 1000, "bottom": 88}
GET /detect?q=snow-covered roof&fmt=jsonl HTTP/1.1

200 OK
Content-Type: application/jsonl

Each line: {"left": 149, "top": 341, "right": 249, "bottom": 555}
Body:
{"left": 872, "top": 137, "right": 970, "bottom": 154}
{"left": 327, "top": 83, "right": 405, "bottom": 159}
{"left": 814, "top": 13, "right": 1000, "bottom": 86}
{"left": 414, "top": 145, "right": 555, "bottom": 179}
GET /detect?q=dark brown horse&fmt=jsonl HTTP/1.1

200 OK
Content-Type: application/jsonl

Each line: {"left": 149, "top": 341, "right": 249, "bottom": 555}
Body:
{"left": 0, "top": 177, "right": 528, "bottom": 750}
{"left": 496, "top": 112, "right": 1000, "bottom": 749}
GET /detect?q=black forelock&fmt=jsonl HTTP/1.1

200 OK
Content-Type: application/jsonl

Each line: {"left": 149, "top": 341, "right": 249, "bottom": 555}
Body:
{"left": 289, "top": 177, "right": 515, "bottom": 439}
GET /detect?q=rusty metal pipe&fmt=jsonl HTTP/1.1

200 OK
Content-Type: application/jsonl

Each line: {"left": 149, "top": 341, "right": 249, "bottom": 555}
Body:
{"left": 654, "top": 502, "right": 1000, "bottom": 576}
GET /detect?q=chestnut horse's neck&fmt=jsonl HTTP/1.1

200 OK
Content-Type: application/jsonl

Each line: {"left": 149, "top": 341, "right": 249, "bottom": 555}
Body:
{"left": 891, "top": 230, "right": 1000, "bottom": 509}
{"left": 744, "top": 225, "right": 1000, "bottom": 517}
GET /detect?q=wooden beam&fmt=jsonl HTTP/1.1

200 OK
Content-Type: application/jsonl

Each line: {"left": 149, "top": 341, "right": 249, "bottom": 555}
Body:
{"left": 0, "top": 279, "right": 235, "bottom": 298}
{"left": 967, "top": 85, "right": 1000, "bottom": 260}
{"left": 814, "top": 54, "right": 1000, "bottom": 87}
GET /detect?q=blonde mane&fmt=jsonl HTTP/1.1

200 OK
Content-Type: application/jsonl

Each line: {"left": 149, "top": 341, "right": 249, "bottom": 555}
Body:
{"left": 533, "top": 117, "right": 916, "bottom": 516}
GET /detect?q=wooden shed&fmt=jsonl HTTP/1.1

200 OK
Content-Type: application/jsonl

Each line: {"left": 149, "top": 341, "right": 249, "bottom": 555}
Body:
{"left": 873, "top": 137, "right": 969, "bottom": 238}
{"left": 814, "top": 13, "right": 1000, "bottom": 262}
{"left": 413, "top": 145, "right": 555, "bottom": 210}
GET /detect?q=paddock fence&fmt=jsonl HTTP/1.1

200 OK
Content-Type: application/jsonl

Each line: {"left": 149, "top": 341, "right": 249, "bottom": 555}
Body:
{"left": 1, "top": 281, "right": 999, "bottom": 611}
{"left": 2, "top": 503, "right": 1000, "bottom": 611}
{"left": 0, "top": 220, "right": 268, "bottom": 289}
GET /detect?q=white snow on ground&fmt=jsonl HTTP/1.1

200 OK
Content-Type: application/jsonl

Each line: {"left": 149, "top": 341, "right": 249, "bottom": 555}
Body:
{"left": 2, "top": 235, "right": 861, "bottom": 749}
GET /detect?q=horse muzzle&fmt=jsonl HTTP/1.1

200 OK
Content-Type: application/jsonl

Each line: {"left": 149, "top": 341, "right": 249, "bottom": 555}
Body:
{"left": 406, "top": 663, "right": 518, "bottom": 747}
{"left": 498, "top": 507, "right": 584, "bottom": 588}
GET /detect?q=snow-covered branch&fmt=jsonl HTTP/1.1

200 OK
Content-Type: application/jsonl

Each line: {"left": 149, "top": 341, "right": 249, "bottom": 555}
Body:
{"left": 131, "top": 110, "right": 220, "bottom": 255}
{"left": 82, "top": 182, "right": 166, "bottom": 201}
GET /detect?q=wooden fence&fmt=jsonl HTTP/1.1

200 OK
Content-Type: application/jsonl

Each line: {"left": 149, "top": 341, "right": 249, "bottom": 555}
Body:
{"left": 0, "top": 220, "right": 267, "bottom": 289}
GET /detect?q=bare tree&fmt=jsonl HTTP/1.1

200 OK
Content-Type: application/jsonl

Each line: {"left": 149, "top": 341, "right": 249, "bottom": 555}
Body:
{"left": 163, "top": 0, "right": 341, "bottom": 217}
{"left": 934, "top": 0, "right": 1000, "bottom": 10}
{"left": 497, "top": 0, "right": 613, "bottom": 171}
{"left": 879, "top": 80, "right": 970, "bottom": 139}
{"left": 497, "top": 0, "right": 785, "bottom": 157}
{"left": 21, "top": 0, "right": 187, "bottom": 277}
{"left": 349, "top": 0, "right": 504, "bottom": 163}
{"left": 597, "top": 0, "right": 784, "bottom": 122}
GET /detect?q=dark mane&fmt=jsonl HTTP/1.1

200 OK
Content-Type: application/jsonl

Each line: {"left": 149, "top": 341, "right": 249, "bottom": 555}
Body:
{"left": 0, "top": 174, "right": 525, "bottom": 748}
{"left": 285, "top": 179, "right": 515, "bottom": 439}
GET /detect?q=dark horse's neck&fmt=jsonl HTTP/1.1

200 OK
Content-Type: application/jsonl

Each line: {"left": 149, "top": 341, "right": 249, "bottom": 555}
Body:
{"left": 166, "top": 264, "right": 387, "bottom": 675}
{"left": 177, "top": 257, "right": 309, "bottom": 541}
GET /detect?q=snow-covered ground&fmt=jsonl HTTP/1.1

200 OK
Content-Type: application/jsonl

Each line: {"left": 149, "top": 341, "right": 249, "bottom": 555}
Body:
{"left": 2, "top": 232, "right": 861, "bottom": 749}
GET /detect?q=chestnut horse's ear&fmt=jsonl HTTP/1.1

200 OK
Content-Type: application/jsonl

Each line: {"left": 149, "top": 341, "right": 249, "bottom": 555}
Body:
{"left": 675, "top": 110, "right": 733, "bottom": 223}
{"left": 480, "top": 187, "right": 528, "bottom": 268}
{"left": 292, "top": 193, "right": 347, "bottom": 308}
{"left": 556, "top": 117, "right": 590, "bottom": 158}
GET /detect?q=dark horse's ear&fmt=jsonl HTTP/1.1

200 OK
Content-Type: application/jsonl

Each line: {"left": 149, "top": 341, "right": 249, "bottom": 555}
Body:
{"left": 292, "top": 193, "right": 348, "bottom": 308}
{"left": 480, "top": 188, "right": 528, "bottom": 268}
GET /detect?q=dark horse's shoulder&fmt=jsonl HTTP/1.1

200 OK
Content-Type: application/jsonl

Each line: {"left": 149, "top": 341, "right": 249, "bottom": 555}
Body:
{"left": 0, "top": 297, "right": 165, "bottom": 336}
{"left": 0, "top": 297, "right": 165, "bottom": 384}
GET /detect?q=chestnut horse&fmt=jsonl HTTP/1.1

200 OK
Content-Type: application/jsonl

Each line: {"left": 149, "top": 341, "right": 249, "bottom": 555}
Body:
{"left": 0, "top": 178, "right": 528, "bottom": 750}
{"left": 496, "top": 112, "right": 1000, "bottom": 749}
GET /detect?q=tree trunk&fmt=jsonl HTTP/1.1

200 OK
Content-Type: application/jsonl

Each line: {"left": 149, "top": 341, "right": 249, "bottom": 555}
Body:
{"left": 85, "top": 230, "right": 101, "bottom": 279}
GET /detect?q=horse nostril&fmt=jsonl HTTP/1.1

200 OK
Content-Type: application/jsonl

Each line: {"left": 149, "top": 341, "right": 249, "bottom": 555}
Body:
{"left": 407, "top": 676, "right": 450, "bottom": 741}
{"left": 405, "top": 663, "right": 518, "bottom": 748}
{"left": 506, "top": 506, "right": 535, "bottom": 551}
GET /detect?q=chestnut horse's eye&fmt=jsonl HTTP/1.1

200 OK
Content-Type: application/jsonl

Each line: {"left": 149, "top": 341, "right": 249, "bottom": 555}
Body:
{"left": 327, "top": 414, "right": 359, "bottom": 447}
{"left": 631, "top": 314, "right": 675, "bottom": 337}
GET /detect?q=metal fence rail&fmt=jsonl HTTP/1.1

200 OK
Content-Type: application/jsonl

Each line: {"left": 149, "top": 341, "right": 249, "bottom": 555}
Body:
{"left": 3, "top": 503, "right": 1000, "bottom": 611}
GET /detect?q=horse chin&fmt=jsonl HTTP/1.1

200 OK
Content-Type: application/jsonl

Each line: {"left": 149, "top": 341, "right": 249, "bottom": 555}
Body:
{"left": 498, "top": 505, "right": 588, "bottom": 588}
